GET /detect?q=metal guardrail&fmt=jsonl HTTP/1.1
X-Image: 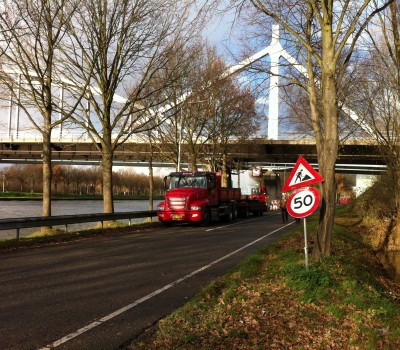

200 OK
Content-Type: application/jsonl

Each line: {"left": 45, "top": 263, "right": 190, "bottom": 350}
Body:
{"left": 0, "top": 210, "right": 158, "bottom": 240}
{"left": 0, "top": 132, "right": 145, "bottom": 143}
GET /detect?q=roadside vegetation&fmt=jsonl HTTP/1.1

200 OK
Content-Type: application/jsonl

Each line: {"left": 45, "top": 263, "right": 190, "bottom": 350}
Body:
{"left": 0, "top": 190, "right": 163, "bottom": 201}
{"left": 0, "top": 164, "right": 164, "bottom": 197}
{"left": 127, "top": 205, "right": 400, "bottom": 350}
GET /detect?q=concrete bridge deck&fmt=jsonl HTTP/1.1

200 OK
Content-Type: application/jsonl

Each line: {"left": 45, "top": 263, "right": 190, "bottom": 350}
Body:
{"left": 0, "top": 137, "right": 384, "bottom": 173}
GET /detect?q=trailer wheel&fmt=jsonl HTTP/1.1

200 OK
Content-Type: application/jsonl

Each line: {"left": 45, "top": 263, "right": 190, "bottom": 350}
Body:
{"left": 223, "top": 204, "right": 234, "bottom": 222}
{"left": 232, "top": 204, "right": 238, "bottom": 220}
{"left": 228, "top": 204, "right": 236, "bottom": 222}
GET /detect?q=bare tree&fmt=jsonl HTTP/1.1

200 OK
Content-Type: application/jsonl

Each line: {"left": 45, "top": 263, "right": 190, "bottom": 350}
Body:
{"left": 204, "top": 74, "right": 260, "bottom": 186}
{"left": 0, "top": 0, "right": 84, "bottom": 221}
{"left": 61, "top": 165, "right": 75, "bottom": 194}
{"left": 143, "top": 39, "right": 211, "bottom": 171}
{"left": 227, "top": 0, "right": 394, "bottom": 258}
{"left": 10, "top": 164, "right": 26, "bottom": 192}
{"left": 60, "top": 0, "right": 203, "bottom": 214}
{"left": 353, "top": 1, "right": 400, "bottom": 252}
{"left": 148, "top": 39, "right": 261, "bottom": 182}
{"left": 23, "top": 164, "right": 42, "bottom": 193}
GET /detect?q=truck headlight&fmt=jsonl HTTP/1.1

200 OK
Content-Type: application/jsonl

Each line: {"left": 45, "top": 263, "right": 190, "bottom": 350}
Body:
{"left": 190, "top": 205, "right": 201, "bottom": 210}
{"left": 158, "top": 205, "right": 165, "bottom": 210}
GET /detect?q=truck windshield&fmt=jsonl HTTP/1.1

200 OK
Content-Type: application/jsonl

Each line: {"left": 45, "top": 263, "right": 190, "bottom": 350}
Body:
{"left": 169, "top": 175, "right": 207, "bottom": 189}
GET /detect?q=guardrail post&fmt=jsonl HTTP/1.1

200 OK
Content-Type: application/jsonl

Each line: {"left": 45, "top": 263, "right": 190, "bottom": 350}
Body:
{"left": 16, "top": 228, "right": 19, "bottom": 240}
{"left": 129, "top": 218, "right": 131, "bottom": 226}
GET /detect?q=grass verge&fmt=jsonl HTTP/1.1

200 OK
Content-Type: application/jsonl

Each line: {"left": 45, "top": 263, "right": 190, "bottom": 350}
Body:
{"left": 128, "top": 208, "right": 400, "bottom": 350}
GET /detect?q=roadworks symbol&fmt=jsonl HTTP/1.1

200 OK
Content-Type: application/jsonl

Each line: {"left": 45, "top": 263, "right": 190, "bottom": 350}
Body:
{"left": 289, "top": 165, "right": 314, "bottom": 186}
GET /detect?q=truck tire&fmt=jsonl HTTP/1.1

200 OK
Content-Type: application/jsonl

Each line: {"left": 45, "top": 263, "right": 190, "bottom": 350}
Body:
{"left": 232, "top": 203, "right": 238, "bottom": 220}
{"left": 253, "top": 208, "right": 263, "bottom": 216}
{"left": 223, "top": 204, "right": 235, "bottom": 222}
{"left": 201, "top": 208, "right": 212, "bottom": 226}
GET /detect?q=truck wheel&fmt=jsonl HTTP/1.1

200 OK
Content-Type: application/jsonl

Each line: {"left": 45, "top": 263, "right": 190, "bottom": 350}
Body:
{"left": 232, "top": 204, "right": 238, "bottom": 220}
{"left": 201, "top": 208, "right": 212, "bottom": 226}
{"left": 224, "top": 204, "right": 234, "bottom": 222}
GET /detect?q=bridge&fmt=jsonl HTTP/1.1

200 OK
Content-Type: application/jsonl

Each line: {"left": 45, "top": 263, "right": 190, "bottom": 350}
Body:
{"left": 0, "top": 132, "right": 385, "bottom": 174}
{"left": 0, "top": 25, "right": 386, "bottom": 175}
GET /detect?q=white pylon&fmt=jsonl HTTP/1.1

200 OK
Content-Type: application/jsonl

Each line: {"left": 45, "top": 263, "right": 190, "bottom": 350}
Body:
{"left": 267, "top": 25, "right": 282, "bottom": 140}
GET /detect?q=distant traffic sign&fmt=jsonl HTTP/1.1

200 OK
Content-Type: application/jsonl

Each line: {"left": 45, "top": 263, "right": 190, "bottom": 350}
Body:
{"left": 287, "top": 187, "right": 320, "bottom": 218}
{"left": 282, "top": 156, "right": 324, "bottom": 192}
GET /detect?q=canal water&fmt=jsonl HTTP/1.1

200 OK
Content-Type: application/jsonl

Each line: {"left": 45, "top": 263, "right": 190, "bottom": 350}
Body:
{"left": 0, "top": 199, "right": 161, "bottom": 240}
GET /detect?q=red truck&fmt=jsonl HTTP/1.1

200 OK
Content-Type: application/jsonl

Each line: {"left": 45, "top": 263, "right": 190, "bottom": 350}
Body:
{"left": 248, "top": 186, "right": 270, "bottom": 210}
{"left": 157, "top": 171, "right": 267, "bottom": 225}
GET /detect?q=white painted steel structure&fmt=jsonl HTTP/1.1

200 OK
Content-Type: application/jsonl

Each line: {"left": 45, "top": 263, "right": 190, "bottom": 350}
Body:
{"left": 0, "top": 25, "right": 373, "bottom": 144}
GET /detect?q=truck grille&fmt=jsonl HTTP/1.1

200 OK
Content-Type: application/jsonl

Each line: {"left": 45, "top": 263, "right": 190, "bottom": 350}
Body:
{"left": 168, "top": 197, "right": 186, "bottom": 210}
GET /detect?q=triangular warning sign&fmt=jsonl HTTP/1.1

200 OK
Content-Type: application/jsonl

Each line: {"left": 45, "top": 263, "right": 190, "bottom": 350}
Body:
{"left": 282, "top": 156, "right": 324, "bottom": 192}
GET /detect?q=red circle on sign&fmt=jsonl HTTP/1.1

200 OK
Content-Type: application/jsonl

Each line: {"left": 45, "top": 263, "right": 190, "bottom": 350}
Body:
{"left": 286, "top": 187, "right": 320, "bottom": 218}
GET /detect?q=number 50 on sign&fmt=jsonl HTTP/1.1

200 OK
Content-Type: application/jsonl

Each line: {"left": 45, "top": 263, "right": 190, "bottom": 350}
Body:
{"left": 287, "top": 187, "right": 320, "bottom": 218}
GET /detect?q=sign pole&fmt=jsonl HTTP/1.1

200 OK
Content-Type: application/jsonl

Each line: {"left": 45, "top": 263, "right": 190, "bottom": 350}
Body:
{"left": 303, "top": 217, "right": 309, "bottom": 269}
{"left": 282, "top": 156, "right": 324, "bottom": 270}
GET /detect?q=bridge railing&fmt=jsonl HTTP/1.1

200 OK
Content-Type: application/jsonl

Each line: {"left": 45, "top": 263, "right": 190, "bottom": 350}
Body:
{"left": 0, "top": 210, "right": 158, "bottom": 240}
{"left": 0, "top": 132, "right": 145, "bottom": 143}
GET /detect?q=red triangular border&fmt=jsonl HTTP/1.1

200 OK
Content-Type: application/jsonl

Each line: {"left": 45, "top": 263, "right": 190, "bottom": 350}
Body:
{"left": 282, "top": 155, "right": 324, "bottom": 192}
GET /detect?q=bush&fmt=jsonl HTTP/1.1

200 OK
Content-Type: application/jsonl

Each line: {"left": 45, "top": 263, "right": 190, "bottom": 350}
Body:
{"left": 353, "top": 174, "right": 393, "bottom": 221}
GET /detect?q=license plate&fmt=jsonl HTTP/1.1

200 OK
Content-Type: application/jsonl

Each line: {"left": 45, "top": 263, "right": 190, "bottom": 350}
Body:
{"left": 172, "top": 214, "right": 184, "bottom": 220}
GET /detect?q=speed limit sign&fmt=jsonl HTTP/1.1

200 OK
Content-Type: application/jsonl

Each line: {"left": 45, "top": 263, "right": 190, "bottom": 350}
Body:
{"left": 287, "top": 187, "right": 320, "bottom": 218}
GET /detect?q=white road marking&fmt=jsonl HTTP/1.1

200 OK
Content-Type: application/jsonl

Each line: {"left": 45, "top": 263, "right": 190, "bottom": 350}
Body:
{"left": 38, "top": 222, "right": 291, "bottom": 349}
{"left": 205, "top": 216, "right": 268, "bottom": 232}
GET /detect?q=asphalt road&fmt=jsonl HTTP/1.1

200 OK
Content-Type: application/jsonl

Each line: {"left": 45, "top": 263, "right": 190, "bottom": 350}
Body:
{"left": 0, "top": 210, "right": 294, "bottom": 350}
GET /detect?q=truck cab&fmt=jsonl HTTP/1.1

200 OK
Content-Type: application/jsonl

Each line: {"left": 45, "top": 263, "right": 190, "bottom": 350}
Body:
{"left": 248, "top": 186, "right": 269, "bottom": 209}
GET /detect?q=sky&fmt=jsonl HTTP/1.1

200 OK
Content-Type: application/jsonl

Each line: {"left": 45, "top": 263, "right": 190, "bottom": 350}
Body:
{"left": 201, "top": 2, "right": 243, "bottom": 62}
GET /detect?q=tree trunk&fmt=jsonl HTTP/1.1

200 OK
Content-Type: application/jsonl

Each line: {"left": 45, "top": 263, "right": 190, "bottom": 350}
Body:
{"left": 221, "top": 152, "right": 228, "bottom": 187}
{"left": 41, "top": 130, "right": 52, "bottom": 232}
{"left": 312, "top": 25, "right": 339, "bottom": 259}
{"left": 101, "top": 149, "right": 114, "bottom": 214}
{"left": 189, "top": 155, "right": 197, "bottom": 171}
{"left": 42, "top": 131, "right": 52, "bottom": 217}
{"left": 187, "top": 138, "right": 197, "bottom": 171}
{"left": 148, "top": 151, "right": 154, "bottom": 222}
